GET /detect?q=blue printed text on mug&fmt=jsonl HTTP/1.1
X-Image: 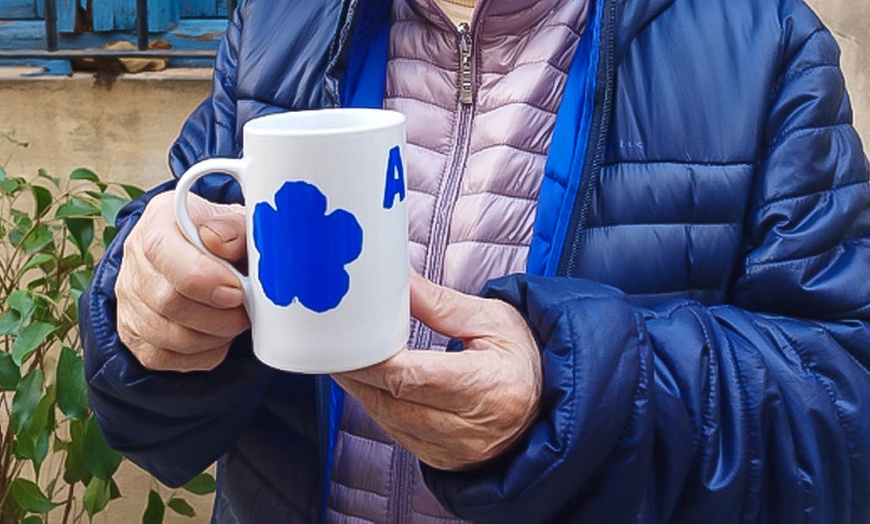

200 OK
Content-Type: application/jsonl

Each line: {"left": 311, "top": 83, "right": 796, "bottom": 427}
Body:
{"left": 383, "top": 146, "right": 405, "bottom": 209}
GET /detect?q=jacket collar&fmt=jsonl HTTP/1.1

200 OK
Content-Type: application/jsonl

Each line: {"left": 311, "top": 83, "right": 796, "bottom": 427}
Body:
{"left": 328, "top": 0, "right": 675, "bottom": 81}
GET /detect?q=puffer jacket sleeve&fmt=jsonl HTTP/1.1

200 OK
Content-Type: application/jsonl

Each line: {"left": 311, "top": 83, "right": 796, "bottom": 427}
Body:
{"left": 422, "top": 8, "right": 870, "bottom": 524}
{"left": 79, "top": 8, "right": 274, "bottom": 487}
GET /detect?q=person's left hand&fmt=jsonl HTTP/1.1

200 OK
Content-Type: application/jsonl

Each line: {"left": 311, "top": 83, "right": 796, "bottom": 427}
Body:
{"left": 332, "top": 272, "right": 542, "bottom": 471}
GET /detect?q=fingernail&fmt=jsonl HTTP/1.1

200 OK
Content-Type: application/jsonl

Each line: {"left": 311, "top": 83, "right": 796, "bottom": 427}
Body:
{"left": 200, "top": 220, "right": 239, "bottom": 243}
{"left": 211, "top": 285, "right": 244, "bottom": 308}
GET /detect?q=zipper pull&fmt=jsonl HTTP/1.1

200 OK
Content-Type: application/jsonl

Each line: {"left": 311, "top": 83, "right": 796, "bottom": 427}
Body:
{"left": 457, "top": 22, "right": 473, "bottom": 105}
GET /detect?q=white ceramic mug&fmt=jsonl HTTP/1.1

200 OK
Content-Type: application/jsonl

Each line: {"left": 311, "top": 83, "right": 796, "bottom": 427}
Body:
{"left": 174, "top": 108, "right": 409, "bottom": 373}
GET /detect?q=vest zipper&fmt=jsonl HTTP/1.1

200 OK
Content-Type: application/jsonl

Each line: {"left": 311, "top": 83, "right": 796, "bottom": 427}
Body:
{"left": 458, "top": 23, "right": 474, "bottom": 105}
{"left": 394, "top": 21, "right": 477, "bottom": 524}
{"left": 420, "top": 21, "right": 476, "bottom": 338}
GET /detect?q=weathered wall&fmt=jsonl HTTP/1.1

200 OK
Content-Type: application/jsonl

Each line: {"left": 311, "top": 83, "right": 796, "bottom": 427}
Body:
{"left": 0, "top": 70, "right": 211, "bottom": 189}
{"left": 808, "top": 0, "right": 870, "bottom": 148}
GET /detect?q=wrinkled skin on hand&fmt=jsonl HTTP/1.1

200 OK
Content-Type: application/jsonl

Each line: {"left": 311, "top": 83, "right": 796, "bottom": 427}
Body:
{"left": 116, "top": 191, "right": 250, "bottom": 372}
{"left": 333, "top": 272, "right": 542, "bottom": 471}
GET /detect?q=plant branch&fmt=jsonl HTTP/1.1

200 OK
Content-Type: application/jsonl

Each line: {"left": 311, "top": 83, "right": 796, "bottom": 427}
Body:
{"left": 62, "top": 482, "right": 75, "bottom": 524}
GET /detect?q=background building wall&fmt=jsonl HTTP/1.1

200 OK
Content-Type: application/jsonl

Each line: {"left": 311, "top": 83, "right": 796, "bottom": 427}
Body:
{"left": 0, "top": 1, "right": 867, "bottom": 522}
{"left": 809, "top": 0, "right": 870, "bottom": 147}
{"left": 0, "top": 69, "right": 211, "bottom": 189}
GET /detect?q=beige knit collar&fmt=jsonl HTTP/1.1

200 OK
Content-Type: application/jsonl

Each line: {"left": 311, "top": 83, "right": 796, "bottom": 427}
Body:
{"left": 439, "top": 0, "right": 477, "bottom": 6}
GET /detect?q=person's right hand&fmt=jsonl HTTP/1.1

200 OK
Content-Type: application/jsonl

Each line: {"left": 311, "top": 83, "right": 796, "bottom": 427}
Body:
{"left": 115, "top": 191, "right": 251, "bottom": 372}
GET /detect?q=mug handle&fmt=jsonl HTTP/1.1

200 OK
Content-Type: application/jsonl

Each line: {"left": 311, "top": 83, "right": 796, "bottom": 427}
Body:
{"left": 173, "top": 158, "right": 252, "bottom": 304}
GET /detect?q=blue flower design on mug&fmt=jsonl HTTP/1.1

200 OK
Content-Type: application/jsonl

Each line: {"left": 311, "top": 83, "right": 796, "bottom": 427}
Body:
{"left": 253, "top": 181, "right": 363, "bottom": 313}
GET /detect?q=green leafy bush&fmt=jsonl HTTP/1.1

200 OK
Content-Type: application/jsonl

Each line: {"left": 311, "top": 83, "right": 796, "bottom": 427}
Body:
{"left": 0, "top": 160, "right": 214, "bottom": 523}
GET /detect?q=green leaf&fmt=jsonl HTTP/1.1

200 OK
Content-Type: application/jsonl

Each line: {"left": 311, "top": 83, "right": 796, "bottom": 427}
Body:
{"left": 83, "top": 477, "right": 112, "bottom": 517}
{"left": 9, "top": 478, "right": 57, "bottom": 514}
{"left": 167, "top": 497, "right": 196, "bottom": 517}
{"left": 0, "top": 292, "right": 36, "bottom": 335}
{"left": 143, "top": 490, "right": 165, "bottom": 524}
{"left": 0, "top": 177, "right": 20, "bottom": 194}
{"left": 182, "top": 472, "right": 216, "bottom": 495}
{"left": 32, "top": 185, "right": 52, "bottom": 217}
{"left": 57, "top": 346, "right": 88, "bottom": 420}
{"left": 12, "top": 321, "right": 55, "bottom": 366}
{"left": 0, "top": 310, "right": 23, "bottom": 336}
{"left": 22, "top": 516, "right": 43, "bottom": 524}
{"left": 121, "top": 184, "right": 145, "bottom": 199}
{"left": 15, "top": 393, "right": 53, "bottom": 475}
{"left": 65, "top": 217, "right": 94, "bottom": 255}
{"left": 20, "top": 253, "right": 55, "bottom": 275}
{"left": 69, "top": 167, "right": 100, "bottom": 182}
{"left": 8, "top": 289, "right": 36, "bottom": 318}
{"left": 102, "top": 225, "right": 118, "bottom": 247}
{"left": 69, "top": 269, "right": 94, "bottom": 293}
{"left": 12, "top": 208, "right": 32, "bottom": 229}
{"left": 70, "top": 167, "right": 99, "bottom": 182}
{"left": 69, "top": 168, "right": 107, "bottom": 190}
{"left": 8, "top": 229, "right": 23, "bottom": 247}
{"left": 109, "top": 478, "right": 122, "bottom": 500}
{"left": 84, "top": 416, "right": 122, "bottom": 480}
{"left": 100, "top": 193, "right": 127, "bottom": 226}
{"left": 38, "top": 168, "right": 60, "bottom": 188}
{"left": 63, "top": 419, "right": 90, "bottom": 484}
{"left": 55, "top": 197, "right": 100, "bottom": 218}
{"left": 0, "top": 352, "right": 21, "bottom": 390}
{"left": 12, "top": 369, "right": 43, "bottom": 434}
{"left": 0, "top": 164, "right": 5, "bottom": 178}
{"left": 21, "top": 224, "right": 54, "bottom": 255}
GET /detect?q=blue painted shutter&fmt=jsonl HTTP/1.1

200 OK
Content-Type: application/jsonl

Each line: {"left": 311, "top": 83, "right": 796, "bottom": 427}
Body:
{"left": 0, "top": 0, "right": 38, "bottom": 18}
{"left": 180, "top": 0, "right": 227, "bottom": 17}
{"left": 0, "top": 0, "right": 74, "bottom": 32}
{"left": 92, "top": 0, "right": 179, "bottom": 32}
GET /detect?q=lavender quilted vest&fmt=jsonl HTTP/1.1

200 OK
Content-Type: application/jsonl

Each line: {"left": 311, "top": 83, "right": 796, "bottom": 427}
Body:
{"left": 326, "top": 0, "right": 589, "bottom": 522}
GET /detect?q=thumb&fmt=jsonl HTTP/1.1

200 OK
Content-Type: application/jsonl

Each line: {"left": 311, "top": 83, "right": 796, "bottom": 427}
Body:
{"left": 410, "top": 271, "right": 489, "bottom": 339}
{"left": 198, "top": 211, "right": 247, "bottom": 263}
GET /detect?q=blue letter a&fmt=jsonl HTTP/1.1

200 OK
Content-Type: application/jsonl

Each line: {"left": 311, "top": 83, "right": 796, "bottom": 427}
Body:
{"left": 383, "top": 146, "right": 406, "bottom": 209}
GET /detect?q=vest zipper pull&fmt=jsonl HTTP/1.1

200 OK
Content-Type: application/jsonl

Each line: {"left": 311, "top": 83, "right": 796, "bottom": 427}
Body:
{"left": 457, "top": 22, "right": 474, "bottom": 105}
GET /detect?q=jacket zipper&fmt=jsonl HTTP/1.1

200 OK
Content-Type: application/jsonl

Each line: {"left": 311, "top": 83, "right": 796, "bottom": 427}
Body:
{"left": 316, "top": 375, "right": 331, "bottom": 523}
{"left": 558, "top": 0, "right": 617, "bottom": 276}
{"left": 392, "top": 22, "right": 476, "bottom": 524}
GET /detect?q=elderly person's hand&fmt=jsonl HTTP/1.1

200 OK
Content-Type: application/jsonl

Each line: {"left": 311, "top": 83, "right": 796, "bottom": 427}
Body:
{"left": 115, "top": 192, "right": 251, "bottom": 372}
{"left": 332, "top": 272, "right": 542, "bottom": 471}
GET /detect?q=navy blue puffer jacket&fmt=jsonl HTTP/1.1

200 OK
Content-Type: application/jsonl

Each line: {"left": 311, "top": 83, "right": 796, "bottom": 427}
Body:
{"left": 80, "top": 0, "right": 870, "bottom": 522}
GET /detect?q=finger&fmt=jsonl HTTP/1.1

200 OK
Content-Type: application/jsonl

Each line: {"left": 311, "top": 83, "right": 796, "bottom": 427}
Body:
{"left": 334, "top": 374, "right": 472, "bottom": 436}
{"left": 130, "top": 242, "right": 249, "bottom": 337}
{"left": 380, "top": 423, "right": 481, "bottom": 471}
{"left": 118, "top": 279, "right": 236, "bottom": 355}
{"left": 409, "top": 272, "right": 503, "bottom": 339}
{"left": 123, "top": 332, "right": 231, "bottom": 373}
{"left": 334, "top": 376, "right": 499, "bottom": 470}
{"left": 197, "top": 210, "right": 247, "bottom": 263}
{"left": 131, "top": 204, "right": 245, "bottom": 309}
{"left": 335, "top": 349, "right": 498, "bottom": 411}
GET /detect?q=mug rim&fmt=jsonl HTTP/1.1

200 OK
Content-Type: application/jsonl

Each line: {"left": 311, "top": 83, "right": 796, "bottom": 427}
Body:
{"left": 244, "top": 108, "right": 405, "bottom": 137}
